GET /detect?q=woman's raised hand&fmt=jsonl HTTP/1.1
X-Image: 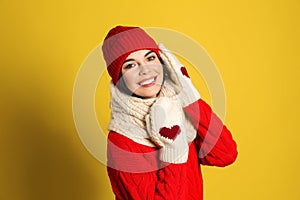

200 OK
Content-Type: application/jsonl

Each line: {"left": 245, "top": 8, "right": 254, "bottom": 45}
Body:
{"left": 158, "top": 43, "right": 200, "bottom": 107}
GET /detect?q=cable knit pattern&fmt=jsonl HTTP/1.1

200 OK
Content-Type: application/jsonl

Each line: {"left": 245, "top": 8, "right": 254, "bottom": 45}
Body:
{"left": 107, "top": 97, "right": 238, "bottom": 199}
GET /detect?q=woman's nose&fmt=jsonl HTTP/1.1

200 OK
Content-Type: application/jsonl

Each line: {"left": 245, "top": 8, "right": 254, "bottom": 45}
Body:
{"left": 139, "top": 64, "right": 150, "bottom": 75}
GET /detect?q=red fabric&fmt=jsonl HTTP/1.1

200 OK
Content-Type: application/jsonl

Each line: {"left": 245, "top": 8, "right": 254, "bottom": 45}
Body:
{"left": 107, "top": 99, "right": 238, "bottom": 199}
{"left": 184, "top": 99, "right": 238, "bottom": 167}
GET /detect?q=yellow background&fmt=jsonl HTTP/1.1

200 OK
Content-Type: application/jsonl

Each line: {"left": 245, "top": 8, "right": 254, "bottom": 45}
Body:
{"left": 1, "top": 0, "right": 299, "bottom": 199}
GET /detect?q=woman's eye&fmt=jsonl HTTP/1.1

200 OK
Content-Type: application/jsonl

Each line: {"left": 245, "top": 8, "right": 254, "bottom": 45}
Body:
{"left": 124, "top": 63, "right": 135, "bottom": 69}
{"left": 147, "top": 55, "right": 156, "bottom": 61}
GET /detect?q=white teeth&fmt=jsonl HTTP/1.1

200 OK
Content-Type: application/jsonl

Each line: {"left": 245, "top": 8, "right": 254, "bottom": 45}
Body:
{"left": 140, "top": 78, "right": 155, "bottom": 85}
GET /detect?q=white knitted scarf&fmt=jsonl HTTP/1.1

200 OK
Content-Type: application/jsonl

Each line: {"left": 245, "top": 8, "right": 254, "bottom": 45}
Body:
{"left": 108, "top": 79, "right": 197, "bottom": 147}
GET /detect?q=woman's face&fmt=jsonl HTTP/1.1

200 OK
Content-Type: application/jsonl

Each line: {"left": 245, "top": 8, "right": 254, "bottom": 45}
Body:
{"left": 120, "top": 50, "right": 163, "bottom": 98}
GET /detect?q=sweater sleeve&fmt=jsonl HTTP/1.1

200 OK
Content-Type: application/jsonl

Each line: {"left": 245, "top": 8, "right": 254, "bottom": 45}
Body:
{"left": 184, "top": 99, "right": 238, "bottom": 167}
{"left": 107, "top": 131, "right": 187, "bottom": 200}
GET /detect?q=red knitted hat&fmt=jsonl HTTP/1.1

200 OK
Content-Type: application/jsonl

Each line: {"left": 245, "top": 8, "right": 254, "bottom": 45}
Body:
{"left": 102, "top": 26, "right": 160, "bottom": 84}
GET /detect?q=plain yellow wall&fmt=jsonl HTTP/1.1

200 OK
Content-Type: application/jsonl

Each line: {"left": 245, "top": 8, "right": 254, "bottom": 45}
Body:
{"left": 1, "top": 0, "right": 300, "bottom": 200}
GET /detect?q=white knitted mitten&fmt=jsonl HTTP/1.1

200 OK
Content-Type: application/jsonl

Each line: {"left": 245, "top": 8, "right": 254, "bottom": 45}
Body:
{"left": 146, "top": 97, "right": 189, "bottom": 164}
{"left": 158, "top": 43, "right": 200, "bottom": 107}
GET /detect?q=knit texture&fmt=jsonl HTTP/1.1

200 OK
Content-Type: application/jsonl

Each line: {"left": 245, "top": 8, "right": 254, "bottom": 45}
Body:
{"left": 107, "top": 133, "right": 203, "bottom": 199}
{"left": 107, "top": 97, "right": 238, "bottom": 199}
{"left": 145, "top": 96, "right": 189, "bottom": 163}
{"left": 108, "top": 79, "right": 197, "bottom": 147}
{"left": 158, "top": 43, "right": 200, "bottom": 107}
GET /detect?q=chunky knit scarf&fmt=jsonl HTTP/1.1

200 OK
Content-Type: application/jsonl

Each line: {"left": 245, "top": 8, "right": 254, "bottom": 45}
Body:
{"left": 108, "top": 78, "right": 197, "bottom": 147}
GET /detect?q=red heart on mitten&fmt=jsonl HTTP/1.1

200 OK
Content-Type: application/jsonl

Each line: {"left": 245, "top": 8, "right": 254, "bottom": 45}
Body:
{"left": 159, "top": 125, "right": 181, "bottom": 140}
{"left": 180, "top": 66, "right": 190, "bottom": 78}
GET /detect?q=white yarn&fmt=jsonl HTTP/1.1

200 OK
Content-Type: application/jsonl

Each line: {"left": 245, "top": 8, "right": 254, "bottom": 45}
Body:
{"left": 108, "top": 80, "right": 197, "bottom": 147}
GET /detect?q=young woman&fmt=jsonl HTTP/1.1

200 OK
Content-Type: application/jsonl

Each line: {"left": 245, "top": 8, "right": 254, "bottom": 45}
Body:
{"left": 102, "top": 25, "right": 238, "bottom": 200}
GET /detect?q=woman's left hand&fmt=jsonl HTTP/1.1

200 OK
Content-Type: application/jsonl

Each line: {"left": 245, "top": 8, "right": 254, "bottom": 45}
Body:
{"left": 158, "top": 43, "right": 200, "bottom": 107}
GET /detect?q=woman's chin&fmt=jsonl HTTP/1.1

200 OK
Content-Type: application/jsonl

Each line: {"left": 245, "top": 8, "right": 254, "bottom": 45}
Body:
{"left": 135, "top": 86, "right": 161, "bottom": 98}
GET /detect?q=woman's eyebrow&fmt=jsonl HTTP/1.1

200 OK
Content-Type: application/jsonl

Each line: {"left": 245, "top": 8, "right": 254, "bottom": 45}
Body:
{"left": 123, "top": 51, "right": 155, "bottom": 65}
{"left": 123, "top": 58, "right": 135, "bottom": 64}
{"left": 144, "top": 50, "right": 155, "bottom": 57}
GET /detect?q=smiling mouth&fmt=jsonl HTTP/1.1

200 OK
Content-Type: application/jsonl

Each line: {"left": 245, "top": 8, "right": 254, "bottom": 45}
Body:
{"left": 138, "top": 77, "right": 157, "bottom": 87}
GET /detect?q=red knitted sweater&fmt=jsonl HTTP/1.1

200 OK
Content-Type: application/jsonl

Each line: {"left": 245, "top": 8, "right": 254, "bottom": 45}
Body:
{"left": 107, "top": 99, "right": 238, "bottom": 200}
